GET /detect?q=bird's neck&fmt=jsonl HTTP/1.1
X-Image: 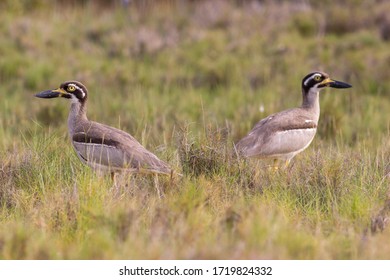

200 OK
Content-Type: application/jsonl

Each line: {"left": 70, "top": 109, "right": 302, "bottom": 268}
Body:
{"left": 301, "top": 88, "right": 320, "bottom": 123}
{"left": 68, "top": 101, "right": 88, "bottom": 136}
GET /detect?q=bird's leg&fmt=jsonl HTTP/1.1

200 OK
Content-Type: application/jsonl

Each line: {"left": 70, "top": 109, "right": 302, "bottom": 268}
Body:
{"left": 154, "top": 174, "right": 162, "bottom": 199}
{"left": 272, "top": 159, "right": 279, "bottom": 171}
{"left": 111, "top": 172, "right": 116, "bottom": 183}
{"left": 169, "top": 170, "right": 173, "bottom": 188}
{"left": 266, "top": 159, "right": 279, "bottom": 172}
{"left": 111, "top": 172, "right": 119, "bottom": 190}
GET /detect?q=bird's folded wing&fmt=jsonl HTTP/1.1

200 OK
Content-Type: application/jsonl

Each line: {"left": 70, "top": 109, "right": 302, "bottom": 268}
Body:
{"left": 72, "top": 124, "right": 170, "bottom": 174}
{"left": 236, "top": 110, "right": 317, "bottom": 157}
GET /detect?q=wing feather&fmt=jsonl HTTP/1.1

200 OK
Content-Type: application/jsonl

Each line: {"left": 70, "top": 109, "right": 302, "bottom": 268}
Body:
{"left": 72, "top": 122, "right": 171, "bottom": 174}
{"left": 236, "top": 108, "right": 317, "bottom": 158}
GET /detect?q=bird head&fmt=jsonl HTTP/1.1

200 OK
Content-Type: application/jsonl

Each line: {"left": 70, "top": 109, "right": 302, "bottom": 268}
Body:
{"left": 35, "top": 81, "right": 88, "bottom": 104}
{"left": 302, "top": 72, "right": 352, "bottom": 93}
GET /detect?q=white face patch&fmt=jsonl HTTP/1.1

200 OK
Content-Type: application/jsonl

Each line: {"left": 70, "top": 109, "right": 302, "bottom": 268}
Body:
{"left": 308, "top": 86, "right": 320, "bottom": 96}
{"left": 303, "top": 73, "right": 322, "bottom": 87}
{"left": 69, "top": 93, "right": 80, "bottom": 104}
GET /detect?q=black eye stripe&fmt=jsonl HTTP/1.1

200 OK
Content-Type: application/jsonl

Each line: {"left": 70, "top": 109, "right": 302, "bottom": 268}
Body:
{"left": 66, "top": 83, "right": 86, "bottom": 99}
{"left": 304, "top": 74, "right": 323, "bottom": 87}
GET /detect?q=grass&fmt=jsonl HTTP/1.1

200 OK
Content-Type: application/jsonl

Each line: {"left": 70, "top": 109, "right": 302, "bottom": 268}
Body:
{"left": 0, "top": 0, "right": 389, "bottom": 259}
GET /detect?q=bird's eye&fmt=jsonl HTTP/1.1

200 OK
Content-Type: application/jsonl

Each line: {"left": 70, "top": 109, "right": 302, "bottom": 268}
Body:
{"left": 67, "top": 85, "right": 76, "bottom": 92}
{"left": 314, "top": 75, "right": 322, "bottom": 82}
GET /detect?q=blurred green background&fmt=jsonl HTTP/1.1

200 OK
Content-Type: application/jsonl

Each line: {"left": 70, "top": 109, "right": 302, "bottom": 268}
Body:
{"left": 1, "top": 0, "right": 389, "bottom": 146}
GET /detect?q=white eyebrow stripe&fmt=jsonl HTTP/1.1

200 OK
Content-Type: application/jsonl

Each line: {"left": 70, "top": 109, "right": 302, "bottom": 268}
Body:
{"left": 304, "top": 73, "right": 321, "bottom": 87}
{"left": 69, "top": 83, "right": 86, "bottom": 98}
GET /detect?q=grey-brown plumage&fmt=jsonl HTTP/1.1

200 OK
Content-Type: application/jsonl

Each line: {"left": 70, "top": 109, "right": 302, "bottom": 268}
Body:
{"left": 35, "top": 81, "right": 171, "bottom": 175}
{"left": 236, "top": 72, "right": 352, "bottom": 165}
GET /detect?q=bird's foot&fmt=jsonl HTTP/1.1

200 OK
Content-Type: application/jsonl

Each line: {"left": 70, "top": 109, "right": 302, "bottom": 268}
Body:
{"left": 266, "top": 165, "right": 279, "bottom": 172}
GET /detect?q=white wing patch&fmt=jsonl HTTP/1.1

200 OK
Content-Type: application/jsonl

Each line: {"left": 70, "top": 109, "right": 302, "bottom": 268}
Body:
{"left": 279, "top": 128, "right": 316, "bottom": 133}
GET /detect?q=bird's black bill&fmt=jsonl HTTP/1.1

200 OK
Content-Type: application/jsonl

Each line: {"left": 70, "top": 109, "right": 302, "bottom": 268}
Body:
{"left": 328, "top": 80, "right": 352, "bottom": 89}
{"left": 35, "top": 90, "right": 61, "bottom": 98}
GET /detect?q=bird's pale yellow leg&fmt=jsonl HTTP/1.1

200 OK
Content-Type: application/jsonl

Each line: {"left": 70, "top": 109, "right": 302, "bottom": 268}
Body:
{"left": 170, "top": 170, "right": 174, "bottom": 187}
{"left": 268, "top": 159, "right": 290, "bottom": 171}
{"left": 273, "top": 159, "right": 279, "bottom": 171}
{"left": 154, "top": 174, "right": 162, "bottom": 199}
{"left": 110, "top": 172, "right": 115, "bottom": 181}
{"left": 111, "top": 172, "right": 117, "bottom": 186}
{"left": 110, "top": 172, "right": 121, "bottom": 198}
{"left": 267, "top": 159, "right": 279, "bottom": 171}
